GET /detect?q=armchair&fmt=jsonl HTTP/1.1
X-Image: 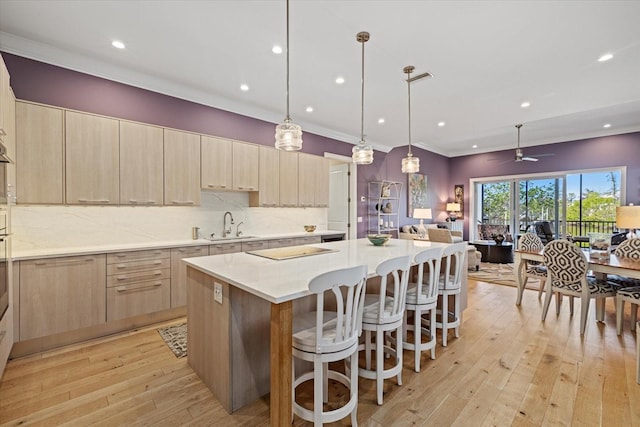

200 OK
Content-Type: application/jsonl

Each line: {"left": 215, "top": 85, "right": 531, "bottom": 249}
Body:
{"left": 533, "top": 221, "right": 554, "bottom": 245}
{"left": 427, "top": 228, "right": 482, "bottom": 271}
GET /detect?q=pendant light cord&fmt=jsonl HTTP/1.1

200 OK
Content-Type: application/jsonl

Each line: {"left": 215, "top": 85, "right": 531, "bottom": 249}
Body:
{"left": 360, "top": 34, "right": 365, "bottom": 143}
{"left": 406, "top": 68, "right": 413, "bottom": 156}
{"left": 285, "top": 0, "right": 291, "bottom": 121}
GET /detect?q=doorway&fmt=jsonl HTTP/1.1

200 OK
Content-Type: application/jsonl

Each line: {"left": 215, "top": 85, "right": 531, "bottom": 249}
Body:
{"left": 325, "top": 153, "right": 357, "bottom": 240}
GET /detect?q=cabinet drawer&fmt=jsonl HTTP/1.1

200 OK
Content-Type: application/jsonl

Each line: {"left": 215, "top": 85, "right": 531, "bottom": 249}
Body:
{"left": 0, "top": 307, "right": 13, "bottom": 375}
{"left": 210, "top": 242, "right": 242, "bottom": 255}
{"left": 296, "top": 236, "right": 321, "bottom": 245}
{"left": 107, "top": 257, "right": 171, "bottom": 275}
{"left": 241, "top": 241, "right": 269, "bottom": 252}
{"left": 172, "top": 246, "right": 210, "bottom": 257}
{"left": 107, "top": 268, "right": 170, "bottom": 287}
{"left": 107, "top": 279, "right": 171, "bottom": 322}
{"left": 268, "top": 238, "right": 298, "bottom": 249}
{"left": 107, "top": 248, "right": 170, "bottom": 264}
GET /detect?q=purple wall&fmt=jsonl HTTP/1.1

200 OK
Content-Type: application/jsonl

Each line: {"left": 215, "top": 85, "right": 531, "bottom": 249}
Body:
{"left": 450, "top": 132, "right": 640, "bottom": 237}
{"left": 4, "top": 52, "right": 638, "bottom": 239}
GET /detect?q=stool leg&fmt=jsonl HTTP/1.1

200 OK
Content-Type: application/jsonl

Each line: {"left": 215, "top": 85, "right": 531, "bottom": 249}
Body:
{"left": 323, "top": 362, "right": 328, "bottom": 403}
{"left": 429, "top": 307, "right": 436, "bottom": 360}
{"left": 415, "top": 307, "right": 421, "bottom": 372}
{"left": 365, "top": 330, "right": 372, "bottom": 370}
{"left": 442, "top": 294, "right": 449, "bottom": 347}
{"left": 454, "top": 294, "right": 460, "bottom": 338}
{"left": 396, "top": 323, "right": 403, "bottom": 386}
{"left": 350, "top": 350, "right": 359, "bottom": 426}
{"left": 376, "top": 328, "right": 384, "bottom": 405}
{"left": 314, "top": 359, "right": 322, "bottom": 426}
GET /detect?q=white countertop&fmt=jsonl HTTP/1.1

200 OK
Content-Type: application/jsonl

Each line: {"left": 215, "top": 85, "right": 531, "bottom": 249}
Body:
{"left": 11, "top": 230, "right": 345, "bottom": 261}
{"left": 183, "top": 238, "right": 451, "bottom": 304}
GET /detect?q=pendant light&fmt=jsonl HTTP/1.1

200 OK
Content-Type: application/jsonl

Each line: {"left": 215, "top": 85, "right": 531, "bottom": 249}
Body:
{"left": 401, "top": 65, "right": 420, "bottom": 173}
{"left": 275, "top": 0, "right": 303, "bottom": 151}
{"left": 352, "top": 31, "right": 374, "bottom": 164}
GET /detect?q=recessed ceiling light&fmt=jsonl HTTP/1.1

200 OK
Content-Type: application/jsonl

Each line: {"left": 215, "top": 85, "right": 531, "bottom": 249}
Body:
{"left": 603, "top": 123, "right": 611, "bottom": 128}
{"left": 272, "top": 45, "right": 283, "bottom": 54}
{"left": 240, "top": 84, "right": 249, "bottom": 91}
{"left": 111, "top": 40, "right": 125, "bottom": 49}
{"left": 598, "top": 53, "right": 613, "bottom": 62}
{"left": 437, "top": 121, "right": 445, "bottom": 127}
{"left": 520, "top": 101, "right": 531, "bottom": 108}
{"left": 335, "top": 76, "right": 345, "bottom": 85}
{"left": 378, "top": 118, "right": 385, "bottom": 124}
{"left": 305, "top": 106, "right": 313, "bottom": 113}
{"left": 472, "top": 144, "right": 478, "bottom": 149}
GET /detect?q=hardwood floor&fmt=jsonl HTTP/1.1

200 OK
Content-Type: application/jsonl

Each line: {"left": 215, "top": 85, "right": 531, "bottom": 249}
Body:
{"left": 1, "top": 279, "right": 638, "bottom": 426}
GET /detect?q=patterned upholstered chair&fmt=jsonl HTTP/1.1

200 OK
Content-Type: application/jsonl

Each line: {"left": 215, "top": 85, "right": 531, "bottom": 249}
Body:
{"left": 612, "top": 239, "right": 640, "bottom": 335}
{"left": 517, "top": 233, "right": 547, "bottom": 299}
{"left": 542, "top": 240, "right": 617, "bottom": 335}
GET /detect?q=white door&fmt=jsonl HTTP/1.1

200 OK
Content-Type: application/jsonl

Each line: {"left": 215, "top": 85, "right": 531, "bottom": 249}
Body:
{"left": 328, "top": 163, "right": 350, "bottom": 235}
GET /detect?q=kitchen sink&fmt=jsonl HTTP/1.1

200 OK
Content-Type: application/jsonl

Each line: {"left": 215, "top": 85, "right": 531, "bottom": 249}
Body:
{"left": 207, "top": 235, "right": 257, "bottom": 242}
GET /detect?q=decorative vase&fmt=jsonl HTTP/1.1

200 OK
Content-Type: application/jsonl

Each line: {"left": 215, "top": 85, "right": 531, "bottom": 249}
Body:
{"left": 493, "top": 235, "right": 505, "bottom": 245}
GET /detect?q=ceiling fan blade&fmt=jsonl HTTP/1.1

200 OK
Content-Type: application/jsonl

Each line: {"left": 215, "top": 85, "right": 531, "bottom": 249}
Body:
{"left": 530, "top": 153, "right": 555, "bottom": 158}
{"left": 522, "top": 157, "right": 539, "bottom": 162}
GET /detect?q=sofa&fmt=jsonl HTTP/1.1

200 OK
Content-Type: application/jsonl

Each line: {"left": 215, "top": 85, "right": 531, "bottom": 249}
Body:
{"left": 399, "top": 224, "right": 482, "bottom": 271}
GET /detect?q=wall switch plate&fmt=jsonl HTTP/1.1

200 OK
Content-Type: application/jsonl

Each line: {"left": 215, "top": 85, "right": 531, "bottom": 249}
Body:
{"left": 214, "top": 282, "right": 223, "bottom": 304}
{"left": 357, "top": 217, "right": 363, "bottom": 223}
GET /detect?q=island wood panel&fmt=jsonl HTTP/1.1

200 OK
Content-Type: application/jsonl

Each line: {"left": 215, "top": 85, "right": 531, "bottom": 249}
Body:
{"left": 15, "top": 101, "right": 64, "bottom": 204}
{"left": 119, "top": 120, "right": 164, "bottom": 205}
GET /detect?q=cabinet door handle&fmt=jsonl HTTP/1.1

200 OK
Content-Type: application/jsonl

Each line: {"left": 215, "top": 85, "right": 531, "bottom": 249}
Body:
{"left": 116, "top": 282, "right": 163, "bottom": 293}
{"left": 34, "top": 257, "right": 95, "bottom": 266}
{"left": 129, "top": 200, "right": 157, "bottom": 205}
{"left": 178, "top": 248, "right": 205, "bottom": 254}
{"left": 207, "top": 184, "right": 226, "bottom": 188}
{"left": 171, "top": 200, "right": 195, "bottom": 205}
{"left": 116, "top": 259, "right": 162, "bottom": 269}
{"left": 78, "top": 199, "right": 110, "bottom": 204}
{"left": 116, "top": 271, "right": 163, "bottom": 281}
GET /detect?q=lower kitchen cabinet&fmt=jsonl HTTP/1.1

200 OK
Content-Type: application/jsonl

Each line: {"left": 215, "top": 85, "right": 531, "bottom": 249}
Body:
{"left": 170, "top": 245, "right": 209, "bottom": 307}
{"left": 106, "top": 249, "right": 171, "bottom": 321}
{"left": 209, "top": 242, "right": 242, "bottom": 255}
{"left": 19, "top": 255, "right": 106, "bottom": 341}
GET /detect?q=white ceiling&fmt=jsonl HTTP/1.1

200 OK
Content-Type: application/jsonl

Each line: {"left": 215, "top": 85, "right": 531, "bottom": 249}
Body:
{"left": 1, "top": 0, "right": 639, "bottom": 157}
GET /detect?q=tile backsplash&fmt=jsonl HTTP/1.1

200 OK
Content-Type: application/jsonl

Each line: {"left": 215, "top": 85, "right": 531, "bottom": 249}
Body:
{"left": 10, "top": 191, "right": 328, "bottom": 253}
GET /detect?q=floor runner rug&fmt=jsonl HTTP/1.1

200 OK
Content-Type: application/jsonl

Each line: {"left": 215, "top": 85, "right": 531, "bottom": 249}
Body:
{"left": 468, "top": 262, "right": 541, "bottom": 291}
{"left": 158, "top": 323, "right": 187, "bottom": 358}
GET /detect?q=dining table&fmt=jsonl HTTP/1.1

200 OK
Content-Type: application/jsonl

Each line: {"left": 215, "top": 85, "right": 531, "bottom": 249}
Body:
{"left": 514, "top": 248, "right": 640, "bottom": 306}
{"left": 183, "top": 238, "right": 467, "bottom": 425}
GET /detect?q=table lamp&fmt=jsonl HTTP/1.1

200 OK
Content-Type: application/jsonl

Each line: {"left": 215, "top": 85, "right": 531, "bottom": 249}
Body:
{"left": 446, "top": 203, "right": 461, "bottom": 221}
{"left": 616, "top": 204, "right": 640, "bottom": 239}
{"left": 413, "top": 208, "right": 432, "bottom": 239}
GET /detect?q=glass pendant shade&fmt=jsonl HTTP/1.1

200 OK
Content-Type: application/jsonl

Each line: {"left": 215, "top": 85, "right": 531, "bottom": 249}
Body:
{"left": 352, "top": 141, "right": 374, "bottom": 164}
{"left": 275, "top": 119, "right": 303, "bottom": 151}
{"left": 401, "top": 154, "right": 419, "bottom": 173}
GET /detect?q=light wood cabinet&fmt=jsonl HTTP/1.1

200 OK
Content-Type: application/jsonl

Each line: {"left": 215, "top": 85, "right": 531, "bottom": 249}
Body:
{"left": 164, "top": 129, "right": 201, "bottom": 206}
{"left": 296, "top": 235, "right": 322, "bottom": 245}
{"left": 232, "top": 141, "right": 259, "bottom": 191}
{"left": 0, "top": 55, "right": 9, "bottom": 143}
{"left": 170, "top": 245, "right": 209, "bottom": 307}
{"left": 299, "top": 153, "right": 329, "bottom": 207}
{"left": 16, "top": 102, "right": 64, "bottom": 204}
{"left": 106, "top": 249, "right": 171, "bottom": 321}
{"left": 119, "top": 121, "right": 164, "bottom": 205}
{"left": 65, "top": 111, "right": 119, "bottom": 205}
{"left": 250, "top": 146, "right": 279, "bottom": 207}
{"left": 0, "top": 303, "right": 12, "bottom": 377}
{"left": 4, "top": 88, "right": 15, "bottom": 204}
{"left": 279, "top": 151, "right": 298, "bottom": 207}
{"left": 201, "top": 135, "right": 233, "bottom": 190}
{"left": 19, "top": 255, "right": 106, "bottom": 341}
{"left": 267, "top": 238, "right": 298, "bottom": 249}
{"left": 210, "top": 242, "right": 243, "bottom": 255}
{"left": 241, "top": 240, "right": 269, "bottom": 252}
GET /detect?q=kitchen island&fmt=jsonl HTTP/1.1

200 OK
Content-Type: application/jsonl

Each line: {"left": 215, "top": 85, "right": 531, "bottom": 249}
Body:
{"left": 183, "top": 238, "right": 468, "bottom": 425}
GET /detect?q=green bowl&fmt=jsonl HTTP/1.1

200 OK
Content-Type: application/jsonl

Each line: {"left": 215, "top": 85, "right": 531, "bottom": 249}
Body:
{"left": 367, "top": 234, "right": 391, "bottom": 246}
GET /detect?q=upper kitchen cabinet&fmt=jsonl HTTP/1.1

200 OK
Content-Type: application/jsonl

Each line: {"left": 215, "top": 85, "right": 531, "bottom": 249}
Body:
{"left": 298, "top": 153, "right": 330, "bottom": 207}
{"left": 66, "top": 111, "right": 119, "bottom": 205}
{"left": 201, "top": 135, "right": 232, "bottom": 190}
{"left": 119, "top": 121, "right": 164, "bottom": 205}
{"left": 164, "top": 128, "right": 201, "bottom": 206}
{"left": 0, "top": 55, "right": 10, "bottom": 145}
{"left": 232, "top": 141, "right": 259, "bottom": 191}
{"left": 249, "top": 145, "right": 279, "bottom": 207}
{"left": 279, "top": 151, "right": 298, "bottom": 207}
{"left": 16, "top": 102, "right": 64, "bottom": 204}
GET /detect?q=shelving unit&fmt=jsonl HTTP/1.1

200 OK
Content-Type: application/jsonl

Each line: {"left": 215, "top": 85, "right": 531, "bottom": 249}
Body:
{"left": 368, "top": 180, "right": 403, "bottom": 236}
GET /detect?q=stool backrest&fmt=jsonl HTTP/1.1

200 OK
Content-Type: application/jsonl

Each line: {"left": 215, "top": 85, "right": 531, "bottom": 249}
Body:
{"left": 413, "top": 246, "right": 444, "bottom": 303}
{"left": 440, "top": 242, "right": 467, "bottom": 290}
{"left": 371, "top": 255, "right": 412, "bottom": 323}
{"left": 308, "top": 264, "right": 368, "bottom": 353}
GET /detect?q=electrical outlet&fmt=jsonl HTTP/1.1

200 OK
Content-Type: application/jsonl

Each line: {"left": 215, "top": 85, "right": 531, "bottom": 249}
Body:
{"left": 357, "top": 217, "right": 363, "bottom": 223}
{"left": 214, "top": 282, "right": 223, "bottom": 304}
{"left": 360, "top": 196, "right": 366, "bottom": 202}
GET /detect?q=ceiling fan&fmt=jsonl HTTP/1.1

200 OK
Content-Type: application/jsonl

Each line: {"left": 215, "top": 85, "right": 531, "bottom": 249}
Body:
{"left": 512, "top": 123, "right": 554, "bottom": 162}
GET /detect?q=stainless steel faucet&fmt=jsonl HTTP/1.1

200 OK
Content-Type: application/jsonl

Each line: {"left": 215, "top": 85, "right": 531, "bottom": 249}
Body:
{"left": 223, "top": 211, "right": 234, "bottom": 238}
{"left": 235, "top": 221, "right": 244, "bottom": 237}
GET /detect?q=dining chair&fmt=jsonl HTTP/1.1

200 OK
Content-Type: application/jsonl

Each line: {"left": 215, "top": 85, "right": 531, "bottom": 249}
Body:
{"left": 292, "top": 264, "right": 368, "bottom": 426}
{"left": 517, "top": 232, "right": 547, "bottom": 299}
{"left": 610, "top": 238, "right": 640, "bottom": 287}
{"left": 402, "top": 246, "right": 444, "bottom": 372}
{"left": 436, "top": 242, "right": 467, "bottom": 346}
{"left": 612, "top": 239, "right": 640, "bottom": 334}
{"left": 542, "top": 239, "right": 617, "bottom": 335}
{"left": 358, "top": 255, "right": 411, "bottom": 405}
